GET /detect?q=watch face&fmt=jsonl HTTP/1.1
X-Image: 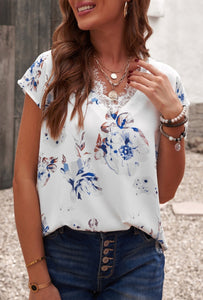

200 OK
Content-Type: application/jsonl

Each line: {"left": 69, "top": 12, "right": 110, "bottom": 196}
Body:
{"left": 30, "top": 283, "right": 39, "bottom": 293}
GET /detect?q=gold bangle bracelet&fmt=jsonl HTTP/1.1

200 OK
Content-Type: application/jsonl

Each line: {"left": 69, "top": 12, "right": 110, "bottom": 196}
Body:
{"left": 26, "top": 256, "right": 46, "bottom": 268}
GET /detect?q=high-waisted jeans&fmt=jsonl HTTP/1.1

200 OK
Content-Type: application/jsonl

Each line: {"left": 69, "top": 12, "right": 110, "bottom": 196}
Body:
{"left": 43, "top": 226, "right": 165, "bottom": 300}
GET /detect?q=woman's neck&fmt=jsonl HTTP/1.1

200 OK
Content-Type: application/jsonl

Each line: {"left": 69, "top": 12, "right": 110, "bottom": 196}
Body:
{"left": 90, "top": 22, "right": 128, "bottom": 66}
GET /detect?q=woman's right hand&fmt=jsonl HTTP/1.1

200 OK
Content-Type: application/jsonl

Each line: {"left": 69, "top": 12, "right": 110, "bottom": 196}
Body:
{"left": 29, "top": 283, "right": 61, "bottom": 300}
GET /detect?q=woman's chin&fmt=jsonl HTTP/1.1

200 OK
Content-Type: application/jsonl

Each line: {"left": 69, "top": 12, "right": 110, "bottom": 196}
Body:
{"left": 77, "top": 18, "right": 100, "bottom": 31}
{"left": 77, "top": 23, "right": 93, "bottom": 31}
{"left": 77, "top": 24, "right": 91, "bottom": 31}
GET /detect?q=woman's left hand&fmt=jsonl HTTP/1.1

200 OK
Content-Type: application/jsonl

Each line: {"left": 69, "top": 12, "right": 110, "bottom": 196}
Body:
{"left": 128, "top": 60, "right": 182, "bottom": 119}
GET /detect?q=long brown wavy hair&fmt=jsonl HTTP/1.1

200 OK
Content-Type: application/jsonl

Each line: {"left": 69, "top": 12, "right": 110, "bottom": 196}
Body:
{"left": 42, "top": 0, "right": 152, "bottom": 139}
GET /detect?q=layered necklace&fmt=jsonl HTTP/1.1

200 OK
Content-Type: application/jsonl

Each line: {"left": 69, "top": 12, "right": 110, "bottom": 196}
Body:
{"left": 95, "top": 57, "right": 130, "bottom": 102}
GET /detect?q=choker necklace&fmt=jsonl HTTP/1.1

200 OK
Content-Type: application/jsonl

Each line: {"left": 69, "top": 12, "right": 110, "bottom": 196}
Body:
{"left": 95, "top": 57, "right": 130, "bottom": 101}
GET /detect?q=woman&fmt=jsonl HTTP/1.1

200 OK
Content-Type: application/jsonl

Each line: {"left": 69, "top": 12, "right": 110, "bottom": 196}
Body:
{"left": 13, "top": 0, "right": 189, "bottom": 299}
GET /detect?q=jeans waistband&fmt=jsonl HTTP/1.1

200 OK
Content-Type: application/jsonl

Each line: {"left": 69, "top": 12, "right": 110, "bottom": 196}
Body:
{"left": 58, "top": 225, "right": 139, "bottom": 237}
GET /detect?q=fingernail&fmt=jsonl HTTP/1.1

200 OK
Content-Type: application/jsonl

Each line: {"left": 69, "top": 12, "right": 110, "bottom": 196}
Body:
{"left": 135, "top": 58, "right": 139, "bottom": 62}
{"left": 127, "top": 80, "right": 130, "bottom": 84}
{"left": 129, "top": 70, "right": 133, "bottom": 73}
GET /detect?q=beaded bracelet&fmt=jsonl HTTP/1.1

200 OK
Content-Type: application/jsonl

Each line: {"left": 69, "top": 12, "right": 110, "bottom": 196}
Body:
{"left": 160, "top": 105, "right": 187, "bottom": 124}
{"left": 160, "top": 124, "right": 186, "bottom": 151}
{"left": 161, "top": 116, "right": 188, "bottom": 128}
{"left": 26, "top": 256, "right": 46, "bottom": 268}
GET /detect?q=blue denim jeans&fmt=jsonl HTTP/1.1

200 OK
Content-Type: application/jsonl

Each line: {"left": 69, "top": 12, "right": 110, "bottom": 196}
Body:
{"left": 43, "top": 226, "right": 165, "bottom": 300}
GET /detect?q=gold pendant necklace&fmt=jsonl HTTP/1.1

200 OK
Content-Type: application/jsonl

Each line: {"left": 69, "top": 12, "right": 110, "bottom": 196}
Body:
{"left": 108, "top": 90, "right": 118, "bottom": 102}
{"left": 110, "top": 73, "right": 118, "bottom": 80}
{"left": 95, "top": 57, "right": 130, "bottom": 102}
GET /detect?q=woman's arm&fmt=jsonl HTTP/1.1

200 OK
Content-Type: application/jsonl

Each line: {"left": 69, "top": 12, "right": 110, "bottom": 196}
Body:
{"left": 13, "top": 94, "right": 61, "bottom": 299}
{"left": 157, "top": 125, "right": 185, "bottom": 203}
{"left": 128, "top": 60, "right": 186, "bottom": 204}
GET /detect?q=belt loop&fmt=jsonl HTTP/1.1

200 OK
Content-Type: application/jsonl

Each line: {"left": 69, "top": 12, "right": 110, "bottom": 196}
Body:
{"left": 59, "top": 226, "right": 64, "bottom": 234}
{"left": 133, "top": 227, "right": 139, "bottom": 235}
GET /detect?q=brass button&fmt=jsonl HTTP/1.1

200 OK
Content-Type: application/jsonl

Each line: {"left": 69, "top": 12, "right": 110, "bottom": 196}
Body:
{"left": 101, "top": 266, "right": 109, "bottom": 272}
{"left": 102, "top": 257, "right": 109, "bottom": 264}
{"left": 103, "top": 249, "right": 109, "bottom": 255}
{"left": 104, "top": 240, "right": 110, "bottom": 247}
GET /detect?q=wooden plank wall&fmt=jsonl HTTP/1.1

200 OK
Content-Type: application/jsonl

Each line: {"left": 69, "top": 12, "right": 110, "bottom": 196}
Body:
{"left": 0, "top": 0, "right": 16, "bottom": 26}
{"left": 15, "top": 0, "right": 61, "bottom": 148}
{"left": 0, "top": 26, "right": 15, "bottom": 188}
{"left": 0, "top": 0, "right": 61, "bottom": 189}
{"left": 15, "top": 0, "right": 52, "bottom": 149}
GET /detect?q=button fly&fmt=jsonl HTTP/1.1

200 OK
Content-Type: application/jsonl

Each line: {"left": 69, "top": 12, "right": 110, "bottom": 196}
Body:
{"left": 99, "top": 235, "right": 116, "bottom": 278}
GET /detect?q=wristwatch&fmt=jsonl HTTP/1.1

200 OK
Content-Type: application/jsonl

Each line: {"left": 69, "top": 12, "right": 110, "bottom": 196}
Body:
{"left": 28, "top": 281, "right": 51, "bottom": 293}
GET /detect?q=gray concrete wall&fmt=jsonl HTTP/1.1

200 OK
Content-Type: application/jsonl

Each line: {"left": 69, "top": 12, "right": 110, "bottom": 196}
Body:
{"left": 148, "top": 0, "right": 203, "bottom": 104}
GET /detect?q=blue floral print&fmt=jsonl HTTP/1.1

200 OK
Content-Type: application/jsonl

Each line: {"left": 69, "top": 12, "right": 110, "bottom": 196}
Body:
{"left": 61, "top": 155, "right": 102, "bottom": 201}
{"left": 17, "top": 52, "right": 50, "bottom": 110}
{"left": 38, "top": 156, "right": 58, "bottom": 186}
{"left": 94, "top": 111, "right": 149, "bottom": 175}
{"left": 90, "top": 97, "right": 99, "bottom": 105}
{"left": 176, "top": 77, "right": 185, "bottom": 103}
{"left": 24, "top": 57, "right": 45, "bottom": 92}
{"left": 119, "top": 138, "right": 134, "bottom": 160}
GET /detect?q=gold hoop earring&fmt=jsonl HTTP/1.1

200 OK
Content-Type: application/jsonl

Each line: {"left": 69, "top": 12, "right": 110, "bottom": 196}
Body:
{"left": 124, "top": 2, "right": 128, "bottom": 18}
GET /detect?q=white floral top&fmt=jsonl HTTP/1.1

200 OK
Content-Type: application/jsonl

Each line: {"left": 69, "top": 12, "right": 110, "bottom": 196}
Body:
{"left": 18, "top": 50, "right": 189, "bottom": 250}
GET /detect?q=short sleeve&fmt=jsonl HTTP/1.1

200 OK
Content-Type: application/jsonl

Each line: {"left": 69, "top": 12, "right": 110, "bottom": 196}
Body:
{"left": 17, "top": 51, "right": 51, "bottom": 108}
{"left": 175, "top": 74, "right": 190, "bottom": 107}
